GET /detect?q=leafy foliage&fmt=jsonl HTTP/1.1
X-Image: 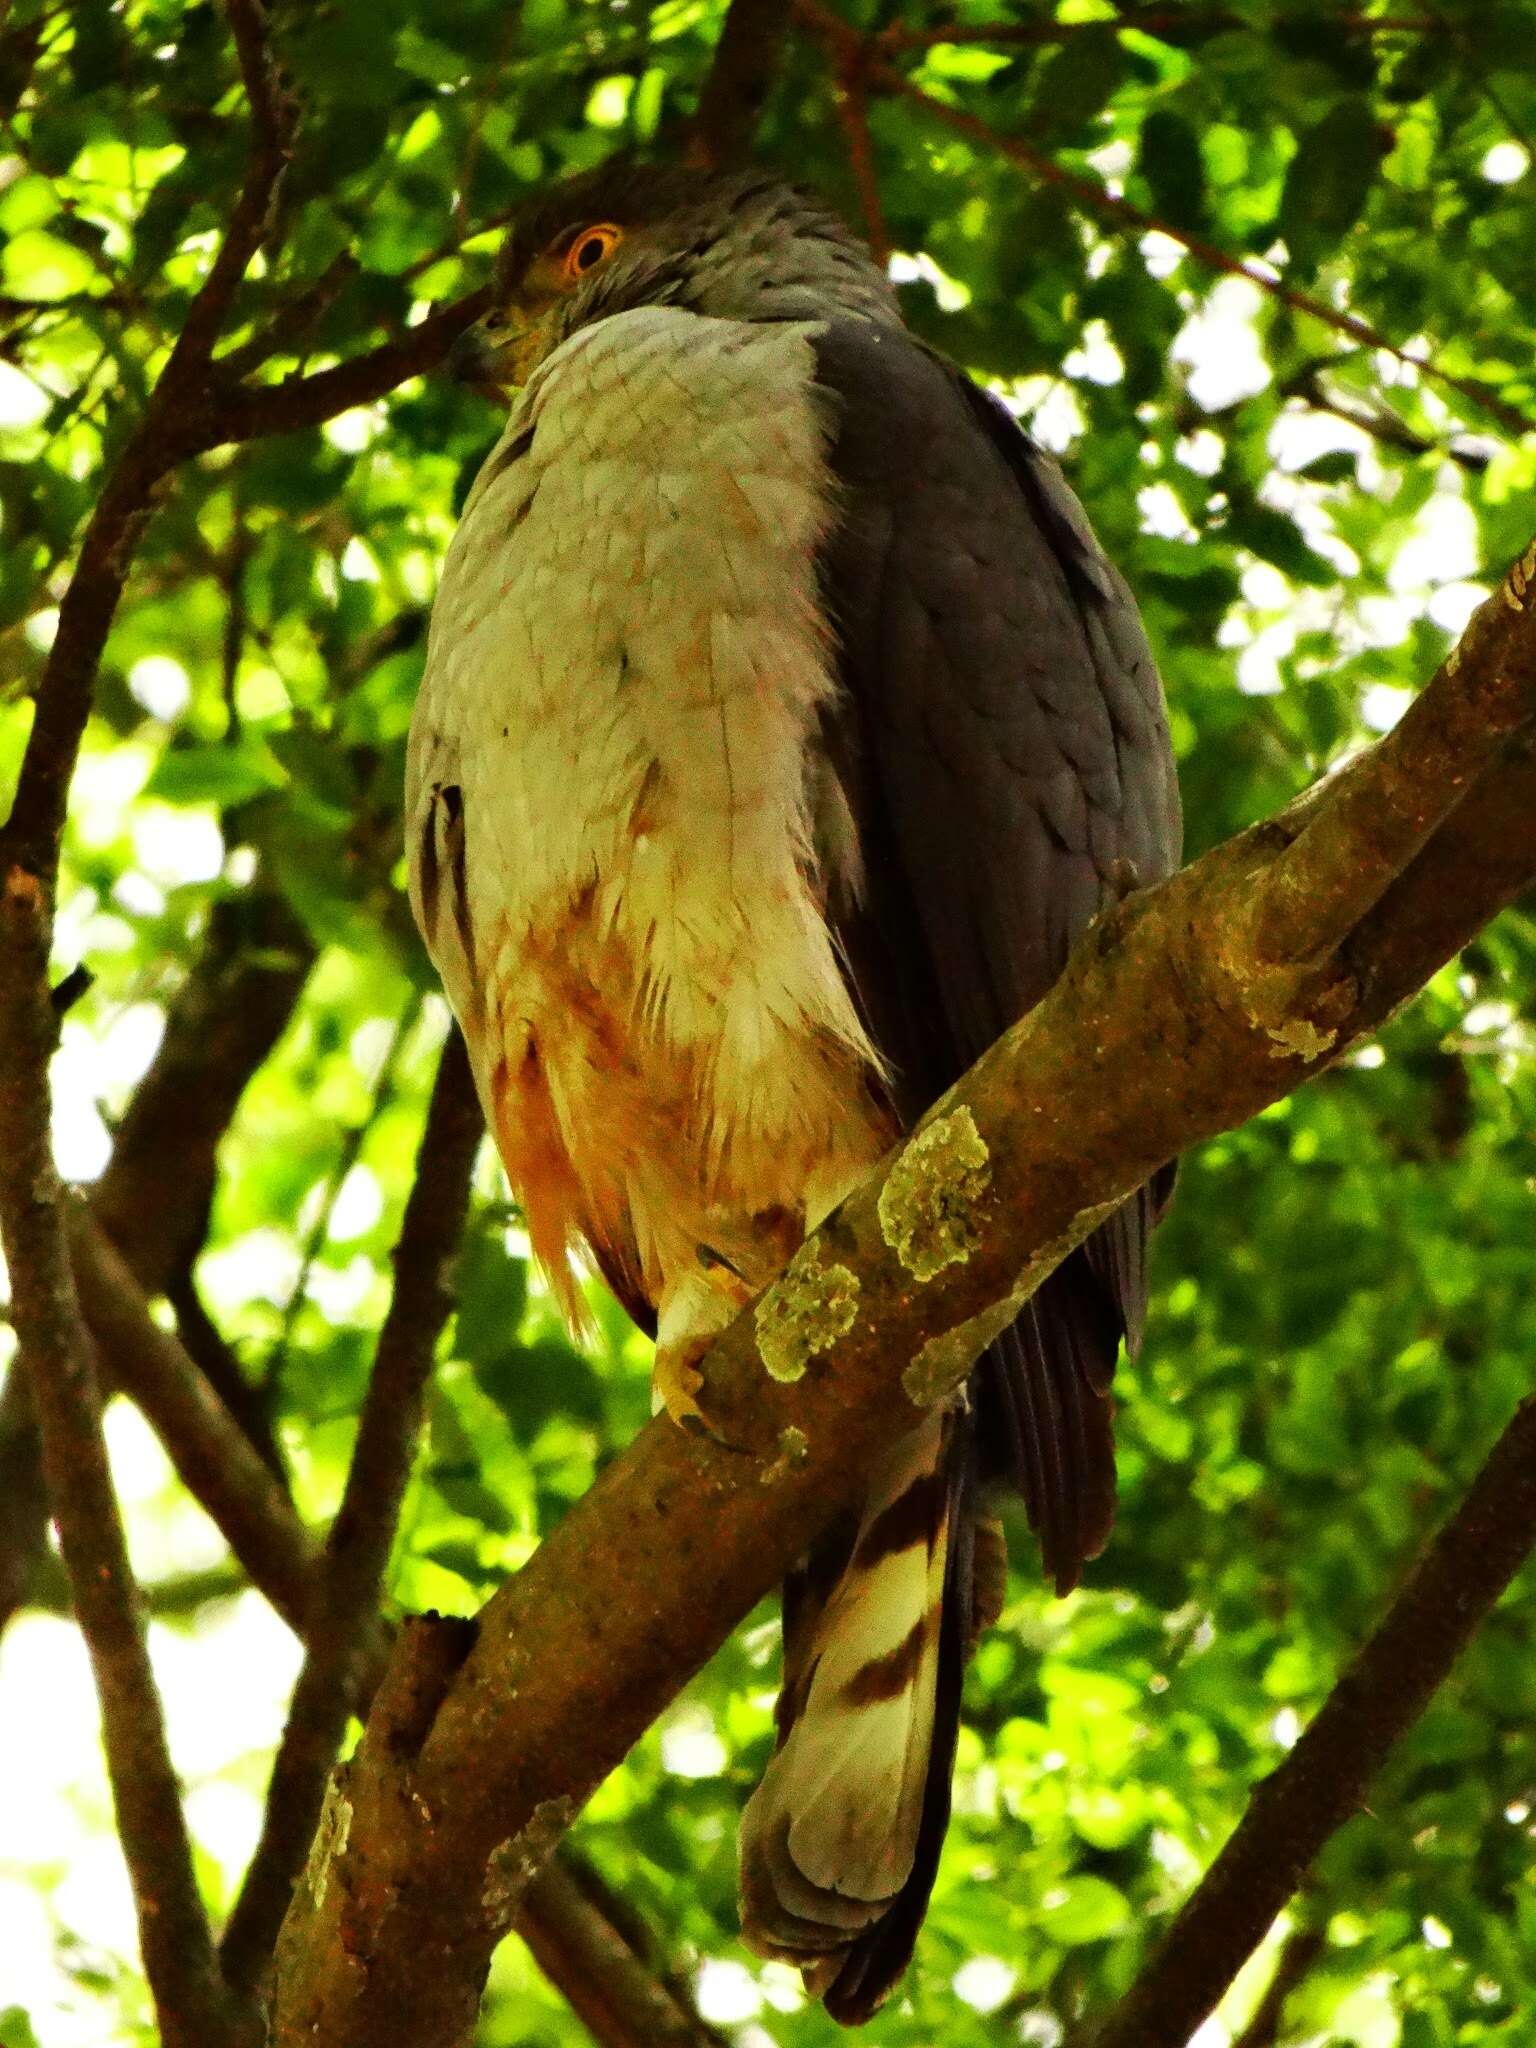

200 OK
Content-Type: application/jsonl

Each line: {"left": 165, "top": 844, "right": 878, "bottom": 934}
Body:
{"left": 2, "top": 2, "right": 1535, "bottom": 2044}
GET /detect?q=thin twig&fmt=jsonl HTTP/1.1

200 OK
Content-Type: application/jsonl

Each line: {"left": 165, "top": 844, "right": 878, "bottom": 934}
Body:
{"left": 220, "top": 1031, "right": 482, "bottom": 1993}
{"left": 178, "top": 0, "right": 295, "bottom": 373}
{"left": 2, "top": 0, "right": 294, "bottom": 880}
{"left": 830, "top": 51, "right": 890, "bottom": 264}
{"left": 258, "top": 995, "right": 420, "bottom": 1395}
{"left": 1279, "top": 361, "right": 1493, "bottom": 475}
{"left": 792, "top": 0, "right": 1536, "bottom": 442}
{"left": 451, "top": 4, "right": 526, "bottom": 234}
{"left": 163, "top": 1269, "right": 285, "bottom": 1479}
{"left": 213, "top": 287, "right": 490, "bottom": 446}
{"left": 215, "top": 248, "right": 360, "bottom": 384}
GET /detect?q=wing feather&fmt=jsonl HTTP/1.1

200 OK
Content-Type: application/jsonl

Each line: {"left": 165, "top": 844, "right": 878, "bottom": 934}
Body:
{"left": 809, "top": 318, "right": 1182, "bottom": 1589}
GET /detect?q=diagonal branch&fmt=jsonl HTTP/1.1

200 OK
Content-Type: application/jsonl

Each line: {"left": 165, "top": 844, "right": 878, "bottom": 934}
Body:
{"left": 267, "top": 548, "right": 1536, "bottom": 2047}
{"left": 792, "top": 0, "right": 1536, "bottom": 442}
{"left": 220, "top": 1030, "right": 482, "bottom": 1993}
{"left": 1228, "top": 1921, "right": 1326, "bottom": 2048}
{"left": 211, "top": 289, "right": 489, "bottom": 447}
{"left": 1081, "top": 1394, "right": 1536, "bottom": 2048}
{"left": 520, "top": 1852, "right": 729, "bottom": 2048}
{"left": 66, "top": 1211, "right": 315, "bottom": 1633}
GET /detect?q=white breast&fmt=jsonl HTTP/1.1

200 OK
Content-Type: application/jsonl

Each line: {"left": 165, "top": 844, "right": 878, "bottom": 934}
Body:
{"left": 407, "top": 306, "right": 882, "bottom": 1279}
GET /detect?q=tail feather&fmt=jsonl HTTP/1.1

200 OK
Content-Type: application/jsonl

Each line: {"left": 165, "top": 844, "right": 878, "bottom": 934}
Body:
{"left": 977, "top": 1260, "right": 1118, "bottom": 1593}
{"left": 737, "top": 1176, "right": 1164, "bottom": 2021}
{"left": 739, "top": 1410, "right": 977, "bottom": 2022}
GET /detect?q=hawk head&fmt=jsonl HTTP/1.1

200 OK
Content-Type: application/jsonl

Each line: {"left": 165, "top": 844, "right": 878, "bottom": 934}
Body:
{"left": 450, "top": 161, "right": 899, "bottom": 394}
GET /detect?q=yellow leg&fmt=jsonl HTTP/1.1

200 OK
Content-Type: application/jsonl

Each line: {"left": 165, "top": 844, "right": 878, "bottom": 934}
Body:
{"left": 652, "top": 1256, "right": 754, "bottom": 1435}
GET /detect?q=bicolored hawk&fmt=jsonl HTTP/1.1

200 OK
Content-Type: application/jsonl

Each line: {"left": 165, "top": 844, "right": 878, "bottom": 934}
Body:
{"left": 406, "top": 161, "right": 1180, "bottom": 2023}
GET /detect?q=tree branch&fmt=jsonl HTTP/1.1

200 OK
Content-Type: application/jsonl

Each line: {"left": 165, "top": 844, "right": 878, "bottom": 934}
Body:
{"left": 1083, "top": 1395, "right": 1536, "bottom": 2048}
{"left": 0, "top": 12, "right": 303, "bottom": 2038}
{"left": 1228, "top": 1921, "right": 1326, "bottom": 2048}
{"left": 0, "top": 887, "right": 312, "bottom": 1646}
{"left": 267, "top": 546, "right": 1536, "bottom": 2045}
{"left": 92, "top": 886, "right": 314, "bottom": 1298}
{"left": 220, "top": 1030, "right": 482, "bottom": 1994}
{"left": 1278, "top": 360, "right": 1494, "bottom": 475}
{"left": 0, "top": 886, "right": 244, "bottom": 2048}
{"left": 176, "top": 0, "right": 295, "bottom": 376}
{"left": 829, "top": 51, "right": 890, "bottom": 265}
{"left": 66, "top": 1210, "right": 314, "bottom": 1634}
{"left": 211, "top": 289, "right": 489, "bottom": 447}
{"left": 687, "top": 0, "right": 794, "bottom": 169}
{"left": 0, "top": 1364, "right": 48, "bottom": 1639}
{"left": 60, "top": 1056, "right": 699, "bottom": 2047}
{"left": 519, "top": 1852, "right": 729, "bottom": 2048}
{"left": 793, "top": 0, "right": 1536, "bottom": 442}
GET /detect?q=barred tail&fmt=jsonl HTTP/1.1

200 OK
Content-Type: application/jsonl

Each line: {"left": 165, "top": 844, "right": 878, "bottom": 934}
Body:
{"left": 738, "top": 1407, "right": 1004, "bottom": 2024}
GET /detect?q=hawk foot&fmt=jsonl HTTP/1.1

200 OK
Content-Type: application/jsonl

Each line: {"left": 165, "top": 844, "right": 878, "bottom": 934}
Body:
{"left": 651, "top": 1335, "right": 710, "bottom": 1434}
{"left": 651, "top": 1249, "right": 759, "bottom": 1446}
{"left": 652, "top": 1329, "right": 754, "bottom": 1454}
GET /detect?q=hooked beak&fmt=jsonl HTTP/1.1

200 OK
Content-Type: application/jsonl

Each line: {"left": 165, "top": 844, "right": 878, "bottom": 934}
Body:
{"left": 446, "top": 305, "right": 557, "bottom": 397}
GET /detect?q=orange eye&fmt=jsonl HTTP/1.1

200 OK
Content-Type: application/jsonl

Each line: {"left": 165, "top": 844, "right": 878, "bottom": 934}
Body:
{"left": 563, "top": 224, "right": 622, "bottom": 281}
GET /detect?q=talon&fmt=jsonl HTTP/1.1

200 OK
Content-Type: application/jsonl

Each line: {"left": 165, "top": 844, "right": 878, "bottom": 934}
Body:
{"left": 652, "top": 1336, "right": 709, "bottom": 1432}
{"left": 697, "top": 1240, "right": 746, "bottom": 1280}
{"left": 651, "top": 1337, "right": 751, "bottom": 1453}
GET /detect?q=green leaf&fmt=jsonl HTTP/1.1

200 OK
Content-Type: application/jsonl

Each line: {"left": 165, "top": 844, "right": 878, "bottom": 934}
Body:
{"left": 1138, "top": 109, "right": 1208, "bottom": 235}
{"left": 1226, "top": 503, "right": 1338, "bottom": 586}
{"left": 1293, "top": 450, "right": 1359, "bottom": 485}
{"left": 1278, "top": 99, "right": 1387, "bottom": 268}
{"left": 1024, "top": 26, "right": 1127, "bottom": 141}
{"left": 143, "top": 741, "right": 288, "bottom": 807}
{"left": 1037, "top": 1876, "right": 1132, "bottom": 1946}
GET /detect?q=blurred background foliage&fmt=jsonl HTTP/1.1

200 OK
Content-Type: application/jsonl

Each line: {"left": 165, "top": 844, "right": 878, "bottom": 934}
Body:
{"left": 1, "top": 0, "right": 1535, "bottom": 2043}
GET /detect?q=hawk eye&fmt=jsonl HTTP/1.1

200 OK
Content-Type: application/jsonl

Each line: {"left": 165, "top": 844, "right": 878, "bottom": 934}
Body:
{"left": 564, "top": 224, "right": 621, "bottom": 280}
